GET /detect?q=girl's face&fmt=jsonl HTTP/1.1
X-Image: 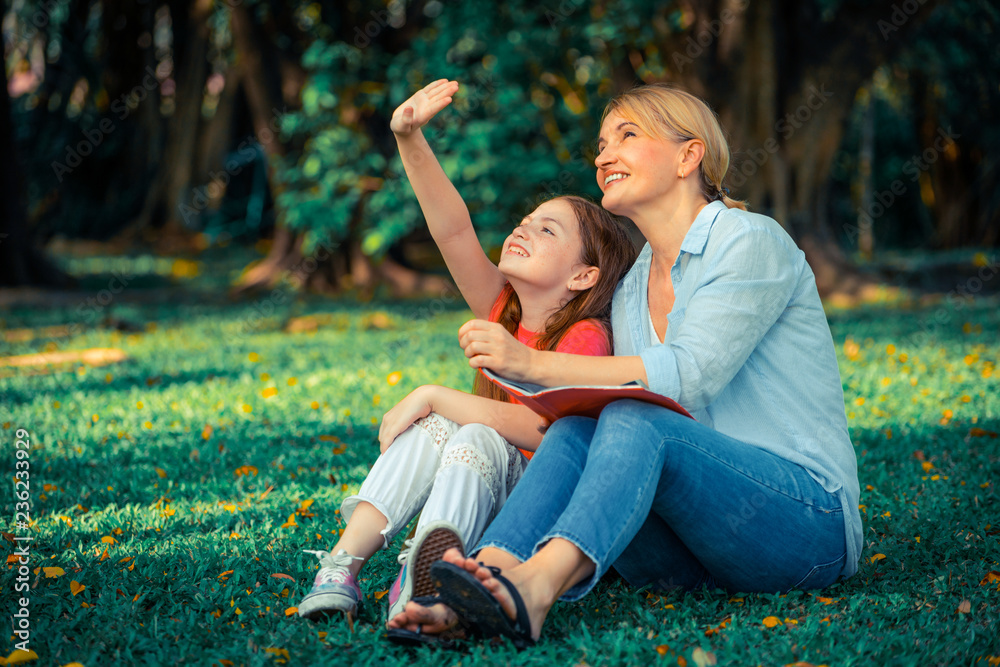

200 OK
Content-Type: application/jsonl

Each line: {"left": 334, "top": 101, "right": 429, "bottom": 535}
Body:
{"left": 594, "top": 110, "right": 683, "bottom": 217}
{"left": 498, "top": 198, "right": 590, "bottom": 293}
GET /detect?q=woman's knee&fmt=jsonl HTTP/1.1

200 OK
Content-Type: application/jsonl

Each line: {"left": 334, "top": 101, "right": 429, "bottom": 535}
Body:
{"left": 594, "top": 400, "right": 691, "bottom": 454}
{"left": 542, "top": 416, "right": 597, "bottom": 453}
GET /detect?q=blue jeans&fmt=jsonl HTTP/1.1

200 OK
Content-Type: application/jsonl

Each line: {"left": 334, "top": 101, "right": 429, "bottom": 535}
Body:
{"left": 475, "top": 400, "right": 848, "bottom": 600}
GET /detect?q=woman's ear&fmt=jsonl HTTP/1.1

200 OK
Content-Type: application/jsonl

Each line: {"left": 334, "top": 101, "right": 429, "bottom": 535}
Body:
{"left": 568, "top": 265, "right": 600, "bottom": 292}
{"left": 679, "top": 139, "right": 706, "bottom": 176}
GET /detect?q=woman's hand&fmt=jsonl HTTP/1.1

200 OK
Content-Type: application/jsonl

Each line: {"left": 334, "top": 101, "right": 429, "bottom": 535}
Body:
{"left": 458, "top": 319, "right": 536, "bottom": 382}
{"left": 378, "top": 385, "right": 438, "bottom": 454}
{"left": 390, "top": 79, "right": 459, "bottom": 137}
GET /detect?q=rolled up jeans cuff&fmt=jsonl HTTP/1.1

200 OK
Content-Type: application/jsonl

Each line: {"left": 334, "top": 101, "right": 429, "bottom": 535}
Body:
{"left": 535, "top": 530, "right": 604, "bottom": 602}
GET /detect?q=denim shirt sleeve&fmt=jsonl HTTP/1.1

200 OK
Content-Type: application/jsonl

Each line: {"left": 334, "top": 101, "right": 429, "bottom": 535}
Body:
{"left": 640, "top": 224, "right": 800, "bottom": 410}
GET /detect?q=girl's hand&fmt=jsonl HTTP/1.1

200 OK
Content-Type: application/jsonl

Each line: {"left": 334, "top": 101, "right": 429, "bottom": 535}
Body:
{"left": 390, "top": 79, "right": 459, "bottom": 136}
{"left": 458, "top": 319, "right": 535, "bottom": 381}
{"left": 378, "top": 385, "right": 437, "bottom": 454}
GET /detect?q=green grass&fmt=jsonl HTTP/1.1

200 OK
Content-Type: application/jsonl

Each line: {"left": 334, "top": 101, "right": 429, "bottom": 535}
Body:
{"left": 1, "top": 253, "right": 998, "bottom": 667}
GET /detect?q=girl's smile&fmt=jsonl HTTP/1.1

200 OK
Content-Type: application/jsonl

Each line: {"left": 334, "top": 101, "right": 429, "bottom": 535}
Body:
{"left": 498, "top": 198, "right": 587, "bottom": 293}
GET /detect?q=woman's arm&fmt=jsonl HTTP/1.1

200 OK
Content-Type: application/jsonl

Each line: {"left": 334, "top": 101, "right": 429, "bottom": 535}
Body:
{"left": 458, "top": 319, "right": 649, "bottom": 387}
{"left": 391, "top": 80, "right": 506, "bottom": 319}
{"left": 379, "top": 384, "right": 547, "bottom": 452}
{"left": 458, "top": 224, "right": 802, "bottom": 410}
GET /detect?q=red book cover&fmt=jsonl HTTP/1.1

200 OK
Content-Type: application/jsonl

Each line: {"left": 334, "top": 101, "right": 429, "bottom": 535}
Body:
{"left": 481, "top": 369, "right": 694, "bottom": 422}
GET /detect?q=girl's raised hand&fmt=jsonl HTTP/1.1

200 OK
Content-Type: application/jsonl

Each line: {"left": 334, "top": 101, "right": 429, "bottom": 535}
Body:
{"left": 390, "top": 79, "right": 459, "bottom": 136}
{"left": 458, "top": 319, "right": 535, "bottom": 381}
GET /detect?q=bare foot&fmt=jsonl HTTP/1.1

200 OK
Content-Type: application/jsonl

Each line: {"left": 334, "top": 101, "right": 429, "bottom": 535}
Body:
{"left": 386, "top": 598, "right": 460, "bottom": 635}
{"left": 440, "top": 547, "right": 552, "bottom": 641}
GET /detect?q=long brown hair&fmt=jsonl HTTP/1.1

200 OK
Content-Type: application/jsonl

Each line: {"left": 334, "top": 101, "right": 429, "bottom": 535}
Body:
{"left": 472, "top": 195, "right": 637, "bottom": 403}
{"left": 604, "top": 84, "right": 748, "bottom": 211}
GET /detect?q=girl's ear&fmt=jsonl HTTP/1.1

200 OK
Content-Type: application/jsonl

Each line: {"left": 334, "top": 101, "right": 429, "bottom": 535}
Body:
{"left": 568, "top": 265, "right": 600, "bottom": 292}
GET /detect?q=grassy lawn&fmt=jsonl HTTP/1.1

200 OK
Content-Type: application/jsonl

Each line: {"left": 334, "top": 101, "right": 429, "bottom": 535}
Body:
{"left": 1, "top": 251, "right": 998, "bottom": 666}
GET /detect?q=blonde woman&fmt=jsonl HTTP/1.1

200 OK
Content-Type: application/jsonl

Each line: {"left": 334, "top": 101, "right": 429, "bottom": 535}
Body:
{"left": 388, "top": 84, "right": 862, "bottom": 647}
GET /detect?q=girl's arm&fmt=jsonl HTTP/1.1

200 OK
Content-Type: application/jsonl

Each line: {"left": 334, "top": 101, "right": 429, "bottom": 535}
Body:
{"left": 391, "top": 80, "right": 506, "bottom": 320}
{"left": 379, "top": 384, "right": 546, "bottom": 453}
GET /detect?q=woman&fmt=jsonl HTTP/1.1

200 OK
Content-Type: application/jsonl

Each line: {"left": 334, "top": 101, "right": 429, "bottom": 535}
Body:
{"left": 388, "top": 84, "right": 861, "bottom": 647}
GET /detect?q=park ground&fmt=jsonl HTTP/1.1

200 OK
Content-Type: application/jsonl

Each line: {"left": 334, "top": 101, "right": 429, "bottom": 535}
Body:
{"left": 0, "top": 245, "right": 998, "bottom": 666}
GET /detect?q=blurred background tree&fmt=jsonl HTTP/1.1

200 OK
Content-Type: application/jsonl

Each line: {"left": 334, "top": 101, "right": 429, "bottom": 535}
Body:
{"left": 3, "top": 0, "right": 997, "bottom": 294}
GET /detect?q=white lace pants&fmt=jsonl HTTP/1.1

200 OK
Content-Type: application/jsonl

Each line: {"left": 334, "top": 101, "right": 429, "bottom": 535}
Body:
{"left": 340, "top": 413, "right": 528, "bottom": 551}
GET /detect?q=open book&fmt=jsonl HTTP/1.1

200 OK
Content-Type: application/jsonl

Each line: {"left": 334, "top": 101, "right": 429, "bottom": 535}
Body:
{"left": 481, "top": 368, "right": 694, "bottom": 422}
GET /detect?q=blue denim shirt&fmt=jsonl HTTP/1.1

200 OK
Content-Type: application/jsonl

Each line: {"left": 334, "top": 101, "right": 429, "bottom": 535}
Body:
{"left": 611, "top": 201, "right": 862, "bottom": 577}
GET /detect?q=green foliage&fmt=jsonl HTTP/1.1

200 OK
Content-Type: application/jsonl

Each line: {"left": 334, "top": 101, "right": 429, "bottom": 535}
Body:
{"left": 1, "top": 253, "right": 998, "bottom": 664}
{"left": 829, "top": 0, "right": 1000, "bottom": 252}
{"left": 276, "top": 0, "right": 645, "bottom": 258}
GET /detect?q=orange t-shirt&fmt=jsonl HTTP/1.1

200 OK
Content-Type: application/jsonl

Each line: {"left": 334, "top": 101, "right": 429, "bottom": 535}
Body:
{"left": 485, "top": 292, "right": 612, "bottom": 459}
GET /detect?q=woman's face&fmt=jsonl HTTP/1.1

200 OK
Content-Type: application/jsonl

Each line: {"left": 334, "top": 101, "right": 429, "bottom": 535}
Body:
{"left": 498, "top": 198, "right": 589, "bottom": 293}
{"left": 595, "top": 110, "right": 683, "bottom": 217}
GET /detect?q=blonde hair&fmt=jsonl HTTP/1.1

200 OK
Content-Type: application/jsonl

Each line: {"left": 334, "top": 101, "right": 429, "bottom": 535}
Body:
{"left": 603, "top": 84, "right": 748, "bottom": 211}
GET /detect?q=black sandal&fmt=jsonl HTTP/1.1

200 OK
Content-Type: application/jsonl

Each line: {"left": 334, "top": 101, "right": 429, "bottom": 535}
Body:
{"left": 430, "top": 561, "right": 535, "bottom": 650}
{"left": 384, "top": 596, "right": 466, "bottom": 650}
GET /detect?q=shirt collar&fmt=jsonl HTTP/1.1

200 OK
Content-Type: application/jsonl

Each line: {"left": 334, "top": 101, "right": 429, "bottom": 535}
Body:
{"left": 679, "top": 201, "right": 727, "bottom": 256}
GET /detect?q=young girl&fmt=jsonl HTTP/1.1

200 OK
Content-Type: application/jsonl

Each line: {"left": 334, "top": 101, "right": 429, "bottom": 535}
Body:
{"left": 295, "top": 80, "right": 636, "bottom": 634}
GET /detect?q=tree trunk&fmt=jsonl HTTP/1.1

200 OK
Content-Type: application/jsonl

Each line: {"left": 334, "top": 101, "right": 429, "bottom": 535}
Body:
{"left": 0, "top": 60, "right": 72, "bottom": 287}
{"left": 643, "top": 0, "right": 941, "bottom": 298}
{"left": 126, "top": 0, "right": 213, "bottom": 242}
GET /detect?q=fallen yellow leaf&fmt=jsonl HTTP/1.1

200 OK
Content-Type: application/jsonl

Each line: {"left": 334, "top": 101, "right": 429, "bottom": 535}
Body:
{"left": 155, "top": 468, "right": 167, "bottom": 478}
{"left": 762, "top": 616, "right": 782, "bottom": 628}
{"left": 70, "top": 580, "right": 85, "bottom": 596}
{"left": 980, "top": 571, "right": 1000, "bottom": 586}
{"left": 5, "top": 649, "right": 39, "bottom": 664}
{"left": 43, "top": 566, "right": 65, "bottom": 578}
{"left": 284, "top": 607, "right": 298, "bottom": 617}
